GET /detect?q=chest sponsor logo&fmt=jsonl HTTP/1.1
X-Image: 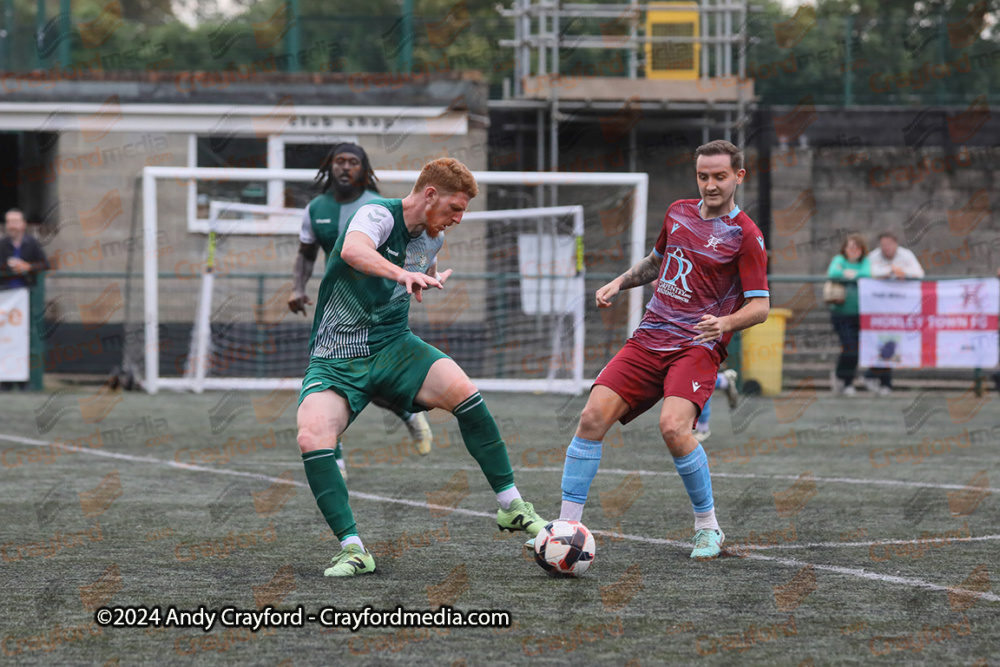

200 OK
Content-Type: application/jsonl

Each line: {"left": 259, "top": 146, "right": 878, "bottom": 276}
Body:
{"left": 387, "top": 248, "right": 400, "bottom": 257}
{"left": 316, "top": 218, "right": 331, "bottom": 224}
{"left": 657, "top": 247, "right": 694, "bottom": 303}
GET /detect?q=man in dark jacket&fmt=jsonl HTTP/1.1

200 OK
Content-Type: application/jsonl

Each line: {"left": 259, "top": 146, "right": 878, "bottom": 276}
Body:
{"left": 0, "top": 208, "right": 49, "bottom": 390}
{"left": 0, "top": 208, "right": 49, "bottom": 290}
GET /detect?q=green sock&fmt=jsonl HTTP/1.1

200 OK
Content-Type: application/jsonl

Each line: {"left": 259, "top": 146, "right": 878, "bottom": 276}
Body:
{"left": 453, "top": 393, "right": 514, "bottom": 493}
{"left": 302, "top": 449, "right": 356, "bottom": 540}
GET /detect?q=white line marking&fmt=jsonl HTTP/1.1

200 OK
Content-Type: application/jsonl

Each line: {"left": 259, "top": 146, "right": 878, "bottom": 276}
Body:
{"left": 2, "top": 433, "right": 996, "bottom": 601}
{"left": 558, "top": 466, "right": 1000, "bottom": 494}
{"left": 584, "top": 530, "right": 1000, "bottom": 602}
{"left": 0, "top": 434, "right": 495, "bottom": 519}
{"left": 739, "top": 551, "right": 1000, "bottom": 601}
{"left": 277, "top": 460, "right": 1000, "bottom": 494}
{"left": 712, "top": 471, "right": 1000, "bottom": 494}
{"left": 729, "top": 535, "right": 1000, "bottom": 551}
{"left": 1, "top": 433, "right": 55, "bottom": 445}
{"left": 12, "top": 436, "right": 992, "bottom": 550}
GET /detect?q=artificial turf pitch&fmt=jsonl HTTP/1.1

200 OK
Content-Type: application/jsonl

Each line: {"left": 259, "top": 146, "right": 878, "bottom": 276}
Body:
{"left": 1, "top": 388, "right": 997, "bottom": 665}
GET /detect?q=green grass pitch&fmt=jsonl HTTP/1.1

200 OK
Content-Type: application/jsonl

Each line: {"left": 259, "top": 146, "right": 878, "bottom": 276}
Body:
{"left": 0, "top": 388, "right": 997, "bottom": 665}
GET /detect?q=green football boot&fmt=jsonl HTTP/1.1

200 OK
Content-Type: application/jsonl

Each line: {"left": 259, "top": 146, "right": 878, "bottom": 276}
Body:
{"left": 324, "top": 544, "right": 375, "bottom": 577}
{"left": 497, "top": 498, "right": 546, "bottom": 536}
{"left": 690, "top": 528, "right": 725, "bottom": 560}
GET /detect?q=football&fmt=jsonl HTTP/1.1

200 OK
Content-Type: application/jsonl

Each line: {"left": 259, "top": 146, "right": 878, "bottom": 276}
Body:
{"left": 532, "top": 520, "right": 596, "bottom": 577}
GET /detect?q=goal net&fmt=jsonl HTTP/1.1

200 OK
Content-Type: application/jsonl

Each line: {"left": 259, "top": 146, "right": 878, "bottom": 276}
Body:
{"left": 124, "top": 167, "right": 648, "bottom": 395}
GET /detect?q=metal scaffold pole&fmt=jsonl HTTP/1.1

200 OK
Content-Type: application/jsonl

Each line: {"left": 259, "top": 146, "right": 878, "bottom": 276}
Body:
{"left": 495, "top": 0, "right": 753, "bottom": 202}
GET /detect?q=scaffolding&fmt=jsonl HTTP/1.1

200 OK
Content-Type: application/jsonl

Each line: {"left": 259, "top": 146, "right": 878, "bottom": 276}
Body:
{"left": 491, "top": 0, "right": 755, "bottom": 206}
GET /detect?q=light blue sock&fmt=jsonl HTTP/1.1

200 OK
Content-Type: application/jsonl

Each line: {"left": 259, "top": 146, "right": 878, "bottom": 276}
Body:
{"left": 697, "top": 397, "right": 712, "bottom": 429}
{"left": 673, "top": 444, "right": 714, "bottom": 513}
{"left": 561, "top": 436, "right": 603, "bottom": 504}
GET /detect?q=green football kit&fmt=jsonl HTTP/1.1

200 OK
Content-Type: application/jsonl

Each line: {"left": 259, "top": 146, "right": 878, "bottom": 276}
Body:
{"left": 300, "top": 198, "right": 449, "bottom": 418}
{"left": 298, "top": 198, "right": 526, "bottom": 548}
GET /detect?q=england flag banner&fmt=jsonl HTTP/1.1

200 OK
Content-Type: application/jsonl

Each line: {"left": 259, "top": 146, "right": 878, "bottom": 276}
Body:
{"left": 858, "top": 278, "right": 999, "bottom": 368}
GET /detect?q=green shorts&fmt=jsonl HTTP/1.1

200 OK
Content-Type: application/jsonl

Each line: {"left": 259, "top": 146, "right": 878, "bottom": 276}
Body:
{"left": 298, "top": 331, "right": 450, "bottom": 425}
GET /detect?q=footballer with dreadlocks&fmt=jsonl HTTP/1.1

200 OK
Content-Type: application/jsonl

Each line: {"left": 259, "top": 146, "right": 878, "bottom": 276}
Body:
{"left": 288, "top": 143, "right": 438, "bottom": 477}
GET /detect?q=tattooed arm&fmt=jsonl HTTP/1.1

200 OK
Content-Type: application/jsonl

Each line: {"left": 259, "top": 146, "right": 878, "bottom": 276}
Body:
{"left": 595, "top": 251, "right": 662, "bottom": 308}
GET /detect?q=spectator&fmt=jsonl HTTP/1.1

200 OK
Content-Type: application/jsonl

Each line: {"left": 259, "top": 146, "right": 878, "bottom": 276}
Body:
{"left": 0, "top": 208, "right": 48, "bottom": 391}
{"left": 0, "top": 208, "right": 49, "bottom": 290}
{"left": 864, "top": 231, "right": 925, "bottom": 395}
{"left": 827, "top": 233, "right": 871, "bottom": 396}
{"left": 868, "top": 231, "right": 924, "bottom": 280}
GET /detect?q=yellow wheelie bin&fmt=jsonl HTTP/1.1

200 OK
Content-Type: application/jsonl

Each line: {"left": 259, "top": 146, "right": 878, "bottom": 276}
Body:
{"left": 740, "top": 308, "right": 793, "bottom": 396}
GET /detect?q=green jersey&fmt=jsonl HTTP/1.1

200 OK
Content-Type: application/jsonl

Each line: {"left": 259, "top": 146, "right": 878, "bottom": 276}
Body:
{"left": 308, "top": 198, "right": 443, "bottom": 359}
{"left": 300, "top": 189, "right": 442, "bottom": 276}
{"left": 300, "top": 190, "right": 381, "bottom": 257}
{"left": 826, "top": 254, "right": 871, "bottom": 315}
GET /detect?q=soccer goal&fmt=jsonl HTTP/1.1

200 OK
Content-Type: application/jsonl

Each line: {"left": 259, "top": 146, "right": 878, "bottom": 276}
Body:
{"left": 131, "top": 167, "right": 649, "bottom": 395}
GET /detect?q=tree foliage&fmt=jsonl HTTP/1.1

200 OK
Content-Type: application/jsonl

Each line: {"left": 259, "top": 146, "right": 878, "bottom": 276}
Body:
{"left": 746, "top": 0, "right": 999, "bottom": 105}
{"left": 1, "top": 0, "right": 996, "bottom": 104}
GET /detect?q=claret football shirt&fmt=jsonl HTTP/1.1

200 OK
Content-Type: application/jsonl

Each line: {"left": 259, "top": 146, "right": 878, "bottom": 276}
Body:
{"left": 631, "top": 199, "right": 769, "bottom": 356}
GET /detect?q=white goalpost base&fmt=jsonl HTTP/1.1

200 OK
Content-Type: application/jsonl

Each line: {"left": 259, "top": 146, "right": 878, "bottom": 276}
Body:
{"left": 141, "top": 167, "right": 649, "bottom": 395}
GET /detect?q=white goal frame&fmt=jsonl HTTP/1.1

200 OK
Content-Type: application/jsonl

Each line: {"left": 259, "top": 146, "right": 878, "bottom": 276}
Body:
{"left": 189, "top": 202, "right": 586, "bottom": 394}
{"left": 141, "top": 167, "right": 649, "bottom": 394}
